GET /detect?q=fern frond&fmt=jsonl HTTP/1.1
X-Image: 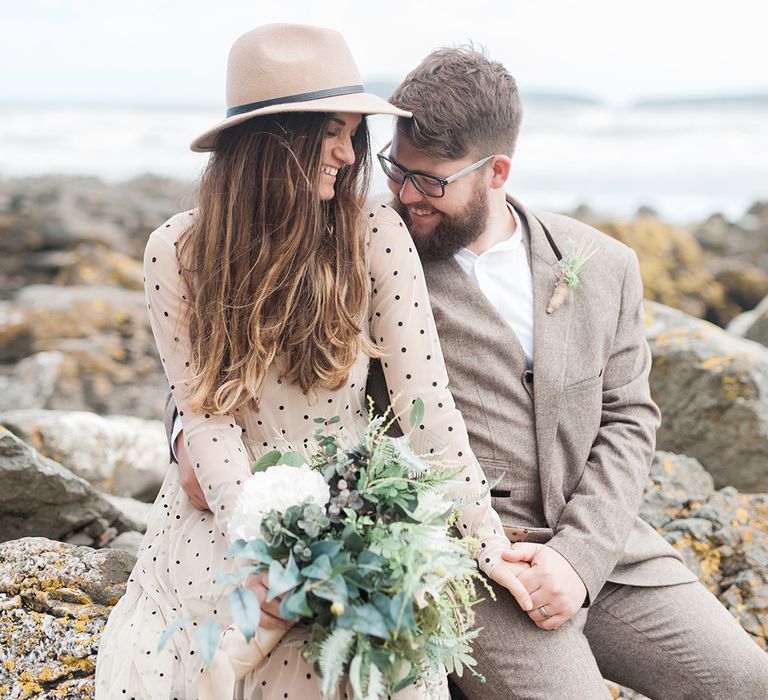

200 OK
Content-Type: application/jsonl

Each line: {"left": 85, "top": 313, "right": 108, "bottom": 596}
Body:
{"left": 318, "top": 628, "right": 355, "bottom": 698}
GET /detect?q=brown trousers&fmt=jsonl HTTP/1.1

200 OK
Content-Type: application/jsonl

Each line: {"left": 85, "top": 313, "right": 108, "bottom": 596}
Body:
{"left": 451, "top": 579, "right": 768, "bottom": 699}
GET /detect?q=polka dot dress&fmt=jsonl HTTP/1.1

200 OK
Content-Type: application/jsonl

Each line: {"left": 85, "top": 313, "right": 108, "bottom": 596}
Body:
{"left": 95, "top": 205, "right": 508, "bottom": 699}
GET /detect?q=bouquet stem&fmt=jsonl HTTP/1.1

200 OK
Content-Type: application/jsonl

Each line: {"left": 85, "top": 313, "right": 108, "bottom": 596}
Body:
{"left": 198, "top": 625, "right": 288, "bottom": 699}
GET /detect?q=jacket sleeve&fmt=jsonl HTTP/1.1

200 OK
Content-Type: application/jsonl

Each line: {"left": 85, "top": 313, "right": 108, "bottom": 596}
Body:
{"left": 546, "top": 248, "right": 661, "bottom": 603}
{"left": 144, "top": 221, "right": 253, "bottom": 544}
{"left": 366, "top": 204, "right": 510, "bottom": 577}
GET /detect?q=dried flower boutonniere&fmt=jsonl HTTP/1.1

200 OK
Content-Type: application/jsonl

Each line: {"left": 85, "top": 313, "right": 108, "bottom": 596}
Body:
{"left": 546, "top": 236, "right": 598, "bottom": 314}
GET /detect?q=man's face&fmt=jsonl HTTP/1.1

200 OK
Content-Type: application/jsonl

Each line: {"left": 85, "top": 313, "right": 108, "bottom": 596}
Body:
{"left": 387, "top": 133, "right": 489, "bottom": 261}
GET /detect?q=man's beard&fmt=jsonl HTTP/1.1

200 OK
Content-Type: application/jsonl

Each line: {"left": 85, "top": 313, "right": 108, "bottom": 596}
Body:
{"left": 391, "top": 182, "right": 489, "bottom": 262}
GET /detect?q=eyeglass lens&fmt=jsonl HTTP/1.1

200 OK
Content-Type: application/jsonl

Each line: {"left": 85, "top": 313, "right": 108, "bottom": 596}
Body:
{"left": 379, "top": 158, "right": 444, "bottom": 197}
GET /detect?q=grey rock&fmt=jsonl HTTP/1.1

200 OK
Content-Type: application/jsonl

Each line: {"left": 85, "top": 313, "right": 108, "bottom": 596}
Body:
{"left": 0, "top": 537, "right": 135, "bottom": 699}
{"left": 103, "top": 495, "right": 152, "bottom": 533}
{"left": 104, "top": 530, "right": 144, "bottom": 556}
{"left": 0, "top": 409, "right": 168, "bottom": 501}
{"left": 0, "top": 285, "right": 167, "bottom": 419}
{"left": 640, "top": 451, "right": 768, "bottom": 649}
{"left": 644, "top": 300, "right": 768, "bottom": 492}
{"left": 728, "top": 294, "right": 768, "bottom": 348}
{"left": 0, "top": 427, "right": 132, "bottom": 545}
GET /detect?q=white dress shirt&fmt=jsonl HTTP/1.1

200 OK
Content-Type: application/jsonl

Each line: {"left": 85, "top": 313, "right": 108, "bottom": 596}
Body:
{"left": 453, "top": 204, "right": 534, "bottom": 366}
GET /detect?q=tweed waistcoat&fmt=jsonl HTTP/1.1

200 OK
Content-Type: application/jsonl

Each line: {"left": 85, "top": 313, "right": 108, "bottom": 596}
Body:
{"left": 421, "top": 237, "right": 548, "bottom": 530}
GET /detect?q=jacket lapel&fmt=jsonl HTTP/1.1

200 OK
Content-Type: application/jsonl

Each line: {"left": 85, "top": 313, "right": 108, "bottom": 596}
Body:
{"left": 512, "top": 199, "right": 573, "bottom": 513}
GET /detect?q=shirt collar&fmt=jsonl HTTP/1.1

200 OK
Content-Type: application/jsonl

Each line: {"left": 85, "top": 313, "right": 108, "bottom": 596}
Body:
{"left": 455, "top": 202, "right": 523, "bottom": 262}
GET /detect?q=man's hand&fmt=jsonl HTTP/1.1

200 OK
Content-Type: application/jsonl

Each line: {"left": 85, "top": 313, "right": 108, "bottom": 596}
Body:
{"left": 488, "top": 559, "right": 534, "bottom": 613}
{"left": 502, "top": 544, "right": 587, "bottom": 630}
{"left": 175, "top": 430, "right": 209, "bottom": 511}
{"left": 244, "top": 572, "right": 293, "bottom": 631}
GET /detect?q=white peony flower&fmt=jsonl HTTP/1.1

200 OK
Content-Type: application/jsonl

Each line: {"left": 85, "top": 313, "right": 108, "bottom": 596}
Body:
{"left": 228, "top": 463, "right": 331, "bottom": 543}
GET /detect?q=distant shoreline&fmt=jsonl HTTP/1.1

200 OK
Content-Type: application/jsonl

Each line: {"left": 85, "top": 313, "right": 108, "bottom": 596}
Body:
{"left": 2, "top": 89, "right": 767, "bottom": 111}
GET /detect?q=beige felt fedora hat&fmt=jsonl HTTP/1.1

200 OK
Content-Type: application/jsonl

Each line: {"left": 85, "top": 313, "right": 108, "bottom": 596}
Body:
{"left": 191, "top": 24, "right": 411, "bottom": 152}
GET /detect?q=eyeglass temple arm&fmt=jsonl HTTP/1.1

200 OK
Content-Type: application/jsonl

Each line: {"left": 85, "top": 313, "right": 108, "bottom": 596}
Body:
{"left": 442, "top": 155, "right": 495, "bottom": 184}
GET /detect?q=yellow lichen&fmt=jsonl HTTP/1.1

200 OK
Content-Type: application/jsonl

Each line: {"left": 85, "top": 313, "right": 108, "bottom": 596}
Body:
{"left": 36, "top": 667, "right": 55, "bottom": 683}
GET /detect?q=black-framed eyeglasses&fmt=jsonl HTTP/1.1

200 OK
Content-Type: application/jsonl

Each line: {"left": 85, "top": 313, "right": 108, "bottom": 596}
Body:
{"left": 376, "top": 141, "right": 494, "bottom": 198}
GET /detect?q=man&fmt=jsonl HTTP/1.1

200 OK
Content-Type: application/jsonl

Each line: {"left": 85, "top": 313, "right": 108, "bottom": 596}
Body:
{"left": 168, "top": 47, "right": 768, "bottom": 698}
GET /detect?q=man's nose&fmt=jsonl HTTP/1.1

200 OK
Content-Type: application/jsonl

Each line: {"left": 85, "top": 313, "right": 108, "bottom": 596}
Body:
{"left": 396, "top": 177, "right": 424, "bottom": 205}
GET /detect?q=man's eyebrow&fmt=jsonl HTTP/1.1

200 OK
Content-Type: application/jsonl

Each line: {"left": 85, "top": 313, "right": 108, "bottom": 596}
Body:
{"left": 387, "top": 154, "right": 444, "bottom": 181}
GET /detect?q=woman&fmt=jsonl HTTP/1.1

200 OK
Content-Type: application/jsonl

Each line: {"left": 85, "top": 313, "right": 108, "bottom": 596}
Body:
{"left": 95, "top": 24, "right": 528, "bottom": 700}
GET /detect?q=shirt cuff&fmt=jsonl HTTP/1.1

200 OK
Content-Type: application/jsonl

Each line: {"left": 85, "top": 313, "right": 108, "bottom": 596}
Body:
{"left": 170, "top": 412, "right": 183, "bottom": 462}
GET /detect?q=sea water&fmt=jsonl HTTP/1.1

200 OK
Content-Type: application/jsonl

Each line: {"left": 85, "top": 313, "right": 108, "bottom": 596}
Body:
{"left": 1, "top": 99, "right": 765, "bottom": 223}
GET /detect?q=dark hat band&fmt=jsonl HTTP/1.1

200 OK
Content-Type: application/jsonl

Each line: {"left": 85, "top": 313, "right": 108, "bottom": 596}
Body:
{"left": 226, "top": 84, "right": 365, "bottom": 118}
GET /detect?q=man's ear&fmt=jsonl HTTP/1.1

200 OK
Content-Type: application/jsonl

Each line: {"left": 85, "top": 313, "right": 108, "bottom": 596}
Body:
{"left": 489, "top": 155, "right": 512, "bottom": 189}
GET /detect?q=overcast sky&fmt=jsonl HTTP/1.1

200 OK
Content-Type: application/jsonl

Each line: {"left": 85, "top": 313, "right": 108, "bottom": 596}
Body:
{"left": 2, "top": 0, "right": 767, "bottom": 106}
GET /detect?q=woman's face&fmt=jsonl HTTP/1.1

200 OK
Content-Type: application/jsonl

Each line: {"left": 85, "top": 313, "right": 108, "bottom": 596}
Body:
{"left": 318, "top": 112, "right": 362, "bottom": 201}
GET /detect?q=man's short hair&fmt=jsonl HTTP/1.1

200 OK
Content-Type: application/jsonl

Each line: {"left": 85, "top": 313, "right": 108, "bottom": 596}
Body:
{"left": 389, "top": 45, "right": 523, "bottom": 161}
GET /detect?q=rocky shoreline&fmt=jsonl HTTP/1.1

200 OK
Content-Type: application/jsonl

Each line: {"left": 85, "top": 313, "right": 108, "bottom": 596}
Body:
{"left": 0, "top": 174, "right": 766, "bottom": 698}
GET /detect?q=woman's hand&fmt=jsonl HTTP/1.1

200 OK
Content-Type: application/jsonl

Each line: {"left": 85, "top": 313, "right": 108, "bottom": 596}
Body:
{"left": 244, "top": 572, "right": 293, "bottom": 630}
{"left": 488, "top": 558, "right": 534, "bottom": 613}
{"left": 175, "top": 430, "right": 210, "bottom": 511}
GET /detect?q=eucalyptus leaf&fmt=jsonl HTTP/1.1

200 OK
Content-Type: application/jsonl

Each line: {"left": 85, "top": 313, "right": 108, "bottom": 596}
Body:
{"left": 337, "top": 603, "right": 390, "bottom": 639}
{"left": 268, "top": 553, "right": 301, "bottom": 601}
{"left": 237, "top": 538, "right": 273, "bottom": 565}
{"left": 157, "top": 617, "right": 188, "bottom": 652}
{"left": 357, "top": 550, "right": 387, "bottom": 569}
{"left": 301, "top": 554, "right": 332, "bottom": 580}
{"left": 409, "top": 397, "right": 425, "bottom": 430}
{"left": 342, "top": 526, "right": 365, "bottom": 553}
{"left": 345, "top": 569, "right": 374, "bottom": 592}
{"left": 195, "top": 619, "right": 221, "bottom": 667}
{"left": 390, "top": 591, "right": 414, "bottom": 630}
{"left": 309, "top": 540, "right": 343, "bottom": 560}
{"left": 228, "top": 587, "right": 261, "bottom": 642}
{"left": 276, "top": 451, "right": 307, "bottom": 467}
{"left": 252, "top": 449, "right": 281, "bottom": 473}
{"left": 311, "top": 574, "right": 349, "bottom": 606}
{"left": 280, "top": 586, "right": 313, "bottom": 619}
{"left": 328, "top": 415, "right": 341, "bottom": 424}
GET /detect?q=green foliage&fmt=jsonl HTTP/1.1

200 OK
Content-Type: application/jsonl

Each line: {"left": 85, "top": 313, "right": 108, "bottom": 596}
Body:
{"left": 228, "top": 587, "right": 261, "bottom": 642}
{"left": 195, "top": 619, "right": 221, "bottom": 667}
{"left": 276, "top": 451, "right": 307, "bottom": 467}
{"left": 252, "top": 449, "right": 281, "bottom": 473}
{"left": 409, "top": 397, "right": 424, "bottom": 430}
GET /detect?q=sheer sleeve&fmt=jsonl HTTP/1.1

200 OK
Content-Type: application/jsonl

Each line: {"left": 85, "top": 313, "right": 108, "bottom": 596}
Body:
{"left": 143, "top": 212, "right": 252, "bottom": 544}
{"left": 366, "top": 203, "right": 509, "bottom": 575}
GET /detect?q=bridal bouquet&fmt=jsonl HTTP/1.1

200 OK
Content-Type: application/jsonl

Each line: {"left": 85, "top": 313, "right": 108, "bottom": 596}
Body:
{"left": 179, "top": 401, "right": 488, "bottom": 699}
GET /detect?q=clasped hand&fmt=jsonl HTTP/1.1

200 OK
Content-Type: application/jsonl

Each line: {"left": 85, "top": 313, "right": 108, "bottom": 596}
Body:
{"left": 500, "top": 544, "right": 587, "bottom": 630}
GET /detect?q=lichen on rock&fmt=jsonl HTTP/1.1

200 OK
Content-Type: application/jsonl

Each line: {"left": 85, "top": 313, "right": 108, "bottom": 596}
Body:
{"left": 0, "top": 537, "right": 134, "bottom": 699}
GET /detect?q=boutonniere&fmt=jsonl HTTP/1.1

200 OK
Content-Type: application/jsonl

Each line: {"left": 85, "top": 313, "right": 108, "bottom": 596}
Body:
{"left": 546, "top": 236, "right": 598, "bottom": 314}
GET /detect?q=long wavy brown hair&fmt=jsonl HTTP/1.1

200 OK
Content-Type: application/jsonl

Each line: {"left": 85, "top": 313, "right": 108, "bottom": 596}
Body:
{"left": 178, "top": 112, "right": 378, "bottom": 414}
